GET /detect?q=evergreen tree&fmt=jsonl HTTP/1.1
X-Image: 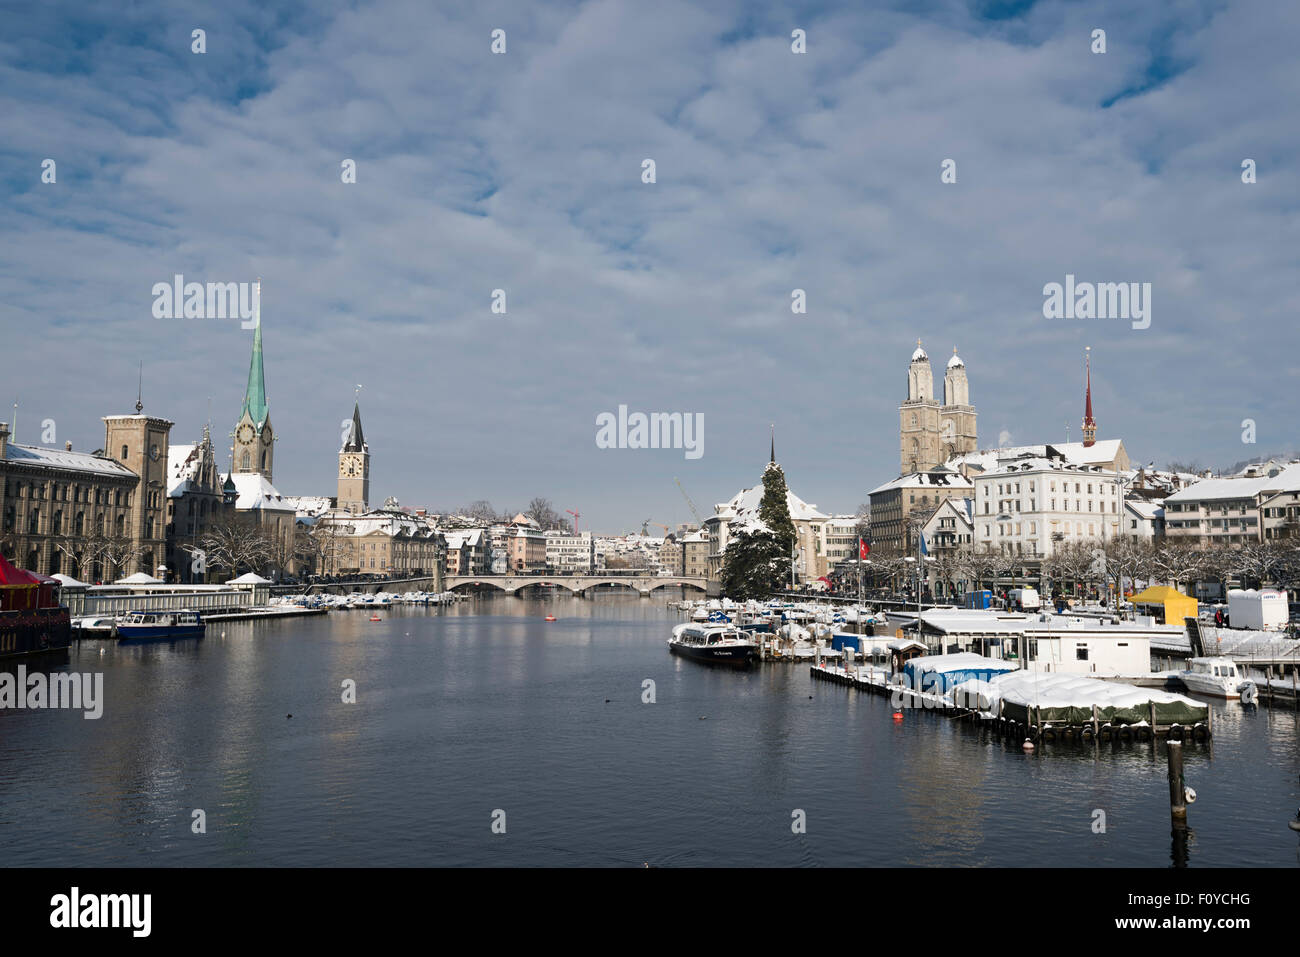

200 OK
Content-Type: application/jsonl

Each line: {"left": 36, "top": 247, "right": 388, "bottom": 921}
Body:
{"left": 758, "top": 461, "right": 797, "bottom": 554}
{"left": 720, "top": 526, "right": 791, "bottom": 599}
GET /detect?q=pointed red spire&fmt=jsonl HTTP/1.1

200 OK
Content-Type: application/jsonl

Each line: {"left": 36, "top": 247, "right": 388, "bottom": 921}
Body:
{"left": 1082, "top": 347, "right": 1097, "bottom": 447}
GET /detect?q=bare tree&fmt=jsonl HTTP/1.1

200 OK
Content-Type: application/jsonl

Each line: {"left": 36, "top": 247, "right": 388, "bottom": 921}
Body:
{"left": 198, "top": 517, "right": 272, "bottom": 579}
{"left": 526, "top": 497, "right": 564, "bottom": 530}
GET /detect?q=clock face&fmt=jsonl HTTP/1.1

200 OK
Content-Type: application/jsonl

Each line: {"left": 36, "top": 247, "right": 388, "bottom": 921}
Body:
{"left": 261, "top": 428, "right": 273, "bottom": 445}
{"left": 236, "top": 424, "right": 254, "bottom": 444}
{"left": 344, "top": 457, "right": 359, "bottom": 477}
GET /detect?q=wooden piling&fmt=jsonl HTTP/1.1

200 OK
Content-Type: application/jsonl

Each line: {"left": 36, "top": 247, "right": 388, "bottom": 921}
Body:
{"left": 1167, "top": 740, "right": 1187, "bottom": 823}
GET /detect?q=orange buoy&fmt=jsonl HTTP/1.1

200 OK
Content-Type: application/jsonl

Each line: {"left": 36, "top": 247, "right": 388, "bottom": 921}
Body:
{"left": 892, "top": 711, "right": 903, "bottom": 722}
{"left": 545, "top": 615, "right": 557, "bottom": 621}
{"left": 369, "top": 616, "right": 381, "bottom": 621}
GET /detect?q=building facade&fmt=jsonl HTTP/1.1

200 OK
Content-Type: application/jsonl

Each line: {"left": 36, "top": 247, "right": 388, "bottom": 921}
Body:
{"left": 899, "top": 343, "right": 977, "bottom": 475}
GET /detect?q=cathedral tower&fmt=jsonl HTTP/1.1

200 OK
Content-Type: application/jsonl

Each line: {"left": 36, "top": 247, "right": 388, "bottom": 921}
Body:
{"left": 939, "top": 347, "right": 977, "bottom": 463}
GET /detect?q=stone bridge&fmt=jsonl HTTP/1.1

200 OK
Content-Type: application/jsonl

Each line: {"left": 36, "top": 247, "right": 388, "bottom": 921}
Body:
{"left": 445, "top": 574, "right": 713, "bottom": 597}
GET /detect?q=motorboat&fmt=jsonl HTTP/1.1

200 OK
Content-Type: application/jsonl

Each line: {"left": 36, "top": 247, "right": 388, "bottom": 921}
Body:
{"left": 668, "top": 623, "right": 758, "bottom": 665}
{"left": 1180, "top": 656, "right": 1254, "bottom": 699}
{"left": 116, "top": 610, "right": 206, "bottom": 642}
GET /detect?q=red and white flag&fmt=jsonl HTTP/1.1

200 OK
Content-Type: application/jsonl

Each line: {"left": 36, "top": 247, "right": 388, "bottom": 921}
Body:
{"left": 858, "top": 538, "right": 870, "bottom": 559}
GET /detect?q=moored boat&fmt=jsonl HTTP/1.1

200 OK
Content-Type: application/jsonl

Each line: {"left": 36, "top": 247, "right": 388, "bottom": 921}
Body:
{"left": 668, "top": 623, "right": 758, "bottom": 665}
{"left": 116, "top": 610, "right": 206, "bottom": 642}
{"left": 1180, "top": 656, "right": 1254, "bottom": 699}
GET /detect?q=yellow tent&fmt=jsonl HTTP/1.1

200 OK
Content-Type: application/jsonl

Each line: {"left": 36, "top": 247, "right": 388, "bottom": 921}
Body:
{"left": 1128, "top": 585, "right": 1197, "bottom": 624}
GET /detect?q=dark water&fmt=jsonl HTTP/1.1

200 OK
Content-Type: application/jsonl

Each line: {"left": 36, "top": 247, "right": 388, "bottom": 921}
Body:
{"left": 1, "top": 595, "right": 1297, "bottom": 867}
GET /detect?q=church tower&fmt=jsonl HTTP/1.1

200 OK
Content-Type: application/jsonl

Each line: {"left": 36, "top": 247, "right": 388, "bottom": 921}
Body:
{"left": 940, "top": 347, "right": 977, "bottom": 463}
{"left": 337, "top": 401, "right": 370, "bottom": 514}
{"left": 232, "top": 280, "right": 275, "bottom": 482}
{"left": 1081, "top": 346, "right": 1097, "bottom": 447}
{"left": 899, "top": 341, "right": 941, "bottom": 475}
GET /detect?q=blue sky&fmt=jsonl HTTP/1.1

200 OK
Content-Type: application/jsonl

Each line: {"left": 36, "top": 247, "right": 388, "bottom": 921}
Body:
{"left": 2, "top": 0, "right": 1296, "bottom": 532}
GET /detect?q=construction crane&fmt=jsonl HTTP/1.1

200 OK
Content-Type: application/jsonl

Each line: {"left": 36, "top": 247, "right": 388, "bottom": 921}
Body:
{"left": 674, "top": 478, "right": 703, "bottom": 525}
{"left": 565, "top": 509, "right": 580, "bottom": 533}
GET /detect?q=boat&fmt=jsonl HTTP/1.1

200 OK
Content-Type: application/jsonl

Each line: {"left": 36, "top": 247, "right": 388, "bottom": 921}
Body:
{"left": 668, "top": 623, "right": 758, "bottom": 665}
{"left": 0, "top": 555, "right": 71, "bottom": 660}
{"left": 116, "top": 610, "right": 206, "bottom": 642}
{"left": 1179, "top": 656, "right": 1254, "bottom": 699}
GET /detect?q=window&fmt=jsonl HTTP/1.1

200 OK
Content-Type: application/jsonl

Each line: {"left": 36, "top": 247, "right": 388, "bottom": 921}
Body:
{"left": 1076, "top": 645, "right": 1089, "bottom": 661}
{"left": 121, "top": 445, "right": 128, "bottom": 460}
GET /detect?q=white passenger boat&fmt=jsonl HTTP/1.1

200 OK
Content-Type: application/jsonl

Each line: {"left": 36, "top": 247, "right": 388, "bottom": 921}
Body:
{"left": 668, "top": 623, "right": 758, "bottom": 665}
{"left": 1180, "top": 656, "right": 1255, "bottom": 699}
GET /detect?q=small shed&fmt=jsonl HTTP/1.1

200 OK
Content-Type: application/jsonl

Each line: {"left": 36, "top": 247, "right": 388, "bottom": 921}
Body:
{"left": 228, "top": 572, "right": 273, "bottom": 607}
{"left": 1128, "top": 585, "right": 1197, "bottom": 624}
{"left": 886, "top": 638, "right": 927, "bottom": 675}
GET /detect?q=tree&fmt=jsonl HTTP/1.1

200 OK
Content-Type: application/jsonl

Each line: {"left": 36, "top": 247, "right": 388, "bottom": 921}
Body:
{"left": 720, "top": 526, "right": 791, "bottom": 599}
{"left": 525, "top": 497, "right": 564, "bottom": 530}
{"left": 758, "top": 462, "right": 796, "bottom": 554}
{"left": 197, "top": 517, "right": 272, "bottom": 579}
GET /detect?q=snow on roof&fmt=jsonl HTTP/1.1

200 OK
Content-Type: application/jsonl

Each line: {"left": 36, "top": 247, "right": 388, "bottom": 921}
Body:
{"left": 116, "top": 572, "right": 163, "bottom": 584}
{"left": 4, "top": 443, "right": 136, "bottom": 478}
{"left": 911, "top": 346, "right": 928, "bottom": 362}
{"left": 51, "top": 573, "right": 89, "bottom": 587}
{"left": 947, "top": 441, "right": 1125, "bottom": 474}
{"left": 228, "top": 572, "right": 272, "bottom": 584}
{"left": 1125, "top": 499, "right": 1163, "bottom": 519}
{"left": 714, "top": 481, "right": 828, "bottom": 522}
{"left": 870, "top": 469, "right": 973, "bottom": 495}
{"left": 947, "top": 352, "right": 964, "bottom": 369}
{"left": 679, "top": 529, "right": 707, "bottom": 543}
{"left": 1051, "top": 440, "right": 1125, "bottom": 464}
{"left": 225, "top": 472, "right": 296, "bottom": 512}
{"left": 283, "top": 495, "right": 334, "bottom": 517}
{"left": 1165, "top": 464, "right": 1300, "bottom": 503}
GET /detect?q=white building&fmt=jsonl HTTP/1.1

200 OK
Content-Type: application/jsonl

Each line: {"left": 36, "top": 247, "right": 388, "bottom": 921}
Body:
{"left": 971, "top": 454, "right": 1122, "bottom": 558}
{"left": 545, "top": 530, "right": 595, "bottom": 573}
{"left": 918, "top": 608, "right": 1179, "bottom": 676}
{"left": 1164, "top": 463, "right": 1300, "bottom": 545}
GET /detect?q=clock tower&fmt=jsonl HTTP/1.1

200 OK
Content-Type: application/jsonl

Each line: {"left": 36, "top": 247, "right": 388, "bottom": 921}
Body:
{"left": 232, "top": 281, "right": 275, "bottom": 482}
{"left": 337, "top": 401, "right": 369, "bottom": 514}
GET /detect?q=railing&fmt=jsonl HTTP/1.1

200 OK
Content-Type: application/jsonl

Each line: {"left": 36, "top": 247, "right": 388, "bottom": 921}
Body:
{"left": 77, "top": 590, "right": 252, "bottom": 616}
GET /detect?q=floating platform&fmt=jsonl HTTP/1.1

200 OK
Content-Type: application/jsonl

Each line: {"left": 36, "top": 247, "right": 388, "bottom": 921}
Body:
{"left": 809, "top": 663, "right": 1214, "bottom": 742}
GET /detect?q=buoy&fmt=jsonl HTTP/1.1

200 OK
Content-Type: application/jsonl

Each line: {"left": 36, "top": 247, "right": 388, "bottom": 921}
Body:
{"left": 545, "top": 615, "right": 557, "bottom": 622}
{"left": 892, "top": 711, "right": 903, "bottom": 722}
{"left": 1023, "top": 738, "right": 1034, "bottom": 751}
{"left": 370, "top": 616, "right": 381, "bottom": 621}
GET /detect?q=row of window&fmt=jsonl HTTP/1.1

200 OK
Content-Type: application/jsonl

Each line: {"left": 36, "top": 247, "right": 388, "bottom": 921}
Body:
{"left": 4, "top": 481, "right": 132, "bottom": 507}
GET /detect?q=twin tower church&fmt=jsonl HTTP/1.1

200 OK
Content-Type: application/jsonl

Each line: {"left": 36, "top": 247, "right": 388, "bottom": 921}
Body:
{"left": 899, "top": 341, "right": 977, "bottom": 475}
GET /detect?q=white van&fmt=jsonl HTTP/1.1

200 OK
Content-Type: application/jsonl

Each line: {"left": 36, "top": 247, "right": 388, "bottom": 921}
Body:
{"left": 1009, "top": 587, "right": 1040, "bottom": 611}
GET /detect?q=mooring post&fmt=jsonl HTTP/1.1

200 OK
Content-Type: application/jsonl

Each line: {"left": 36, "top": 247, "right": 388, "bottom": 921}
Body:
{"left": 1167, "top": 740, "right": 1187, "bottom": 824}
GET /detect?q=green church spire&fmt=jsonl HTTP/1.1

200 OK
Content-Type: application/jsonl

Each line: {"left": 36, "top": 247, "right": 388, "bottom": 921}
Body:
{"left": 241, "top": 280, "right": 268, "bottom": 427}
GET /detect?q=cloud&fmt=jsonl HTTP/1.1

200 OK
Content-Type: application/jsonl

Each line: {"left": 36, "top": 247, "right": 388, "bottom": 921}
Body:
{"left": 2, "top": 0, "right": 1296, "bottom": 529}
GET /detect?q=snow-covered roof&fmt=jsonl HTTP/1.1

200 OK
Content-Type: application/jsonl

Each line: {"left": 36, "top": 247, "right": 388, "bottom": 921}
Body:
{"left": 4, "top": 443, "right": 136, "bottom": 478}
{"left": 911, "top": 345, "right": 928, "bottom": 362}
{"left": 870, "top": 468, "right": 973, "bottom": 495}
{"left": 283, "top": 495, "right": 334, "bottom": 517}
{"left": 51, "top": 573, "right": 89, "bottom": 587}
{"left": 679, "top": 529, "right": 707, "bottom": 543}
{"left": 947, "top": 352, "right": 964, "bottom": 369}
{"left": 225, "top": 472, "right": 296, "bottom": 512}
{"left": 714, "top": 481, "right": 828, "bottom": 522}
{"left": 1125, "top": 500, "right": 1163, "bottom": 520}
{"left": 947, "top": 440, "right": 1126, "bottom": 474}
{"left": 228, "top": 572, "right": 272, "bottom": 584}
{"left": 116, "top": 572, "right": 163, "bottom": 584}
{"left": 1165, "top": 464, "right": 1300, "bottom": 503}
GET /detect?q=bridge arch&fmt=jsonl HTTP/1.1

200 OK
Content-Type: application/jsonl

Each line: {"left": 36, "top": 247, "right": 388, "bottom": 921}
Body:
{"left": 647, "top": 580, "right": 708, "bottom": 594}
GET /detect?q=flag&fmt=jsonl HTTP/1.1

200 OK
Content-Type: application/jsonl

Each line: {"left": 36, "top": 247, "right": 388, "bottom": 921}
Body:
{"left": 919, "top": 533, "right": 929, "bottom": 557}
{"left": 858, "top": 538, "right": 870, "bottom": 560}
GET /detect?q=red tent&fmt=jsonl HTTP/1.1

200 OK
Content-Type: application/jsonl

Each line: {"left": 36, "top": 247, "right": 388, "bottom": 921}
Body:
{"left": 0, "top": 552, "right": 42, "bottom": 611}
